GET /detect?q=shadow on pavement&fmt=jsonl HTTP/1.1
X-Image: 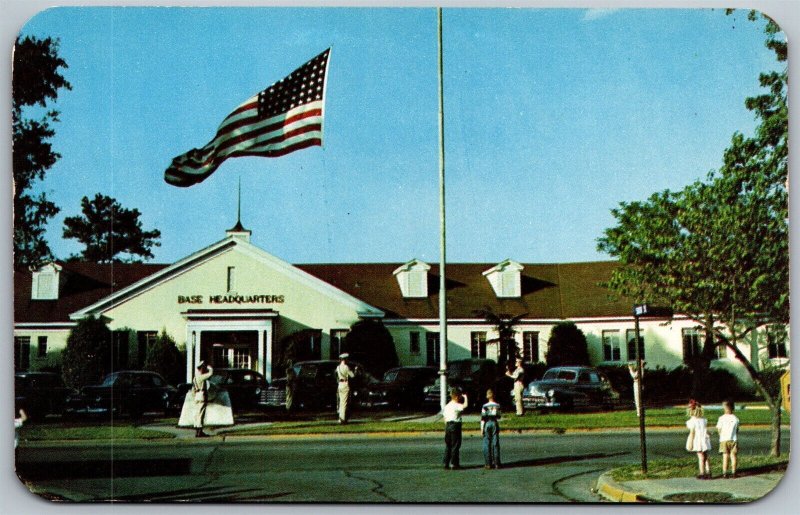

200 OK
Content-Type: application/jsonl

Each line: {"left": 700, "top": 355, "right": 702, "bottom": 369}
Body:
{"left": 500, "top": 451, "right": 629, "bottom": 469}
{"left": 17, "top": 458, "right": 192, "bottom": 480}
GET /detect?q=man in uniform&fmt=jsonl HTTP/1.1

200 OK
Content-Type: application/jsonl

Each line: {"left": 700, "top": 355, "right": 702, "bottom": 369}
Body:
{"left": 336, "top": 353, "right": 355, "bottom": 424}
{"left": 192, "top": 361, "right": 214, "bottom": 437}
{"left": 506, "top": 358, "right": 526, "bottom": 416}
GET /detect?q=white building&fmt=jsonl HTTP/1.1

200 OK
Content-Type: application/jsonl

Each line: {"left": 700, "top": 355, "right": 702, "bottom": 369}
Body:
{"left": 14, "top": 223, "right": 788, "bottom": 383}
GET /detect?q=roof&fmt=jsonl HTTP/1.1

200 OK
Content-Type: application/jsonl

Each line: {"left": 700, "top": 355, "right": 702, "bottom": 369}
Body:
{"left": 297, "top": 261, "right": 632, "bottom": 319}
{"left": 15, "top": 259, "right": 632, "bottom": 324}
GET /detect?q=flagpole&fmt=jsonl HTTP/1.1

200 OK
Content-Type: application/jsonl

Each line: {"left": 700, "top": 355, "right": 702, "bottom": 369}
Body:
{"left": 437, "top": 7, "right": 448, "bottom": 413}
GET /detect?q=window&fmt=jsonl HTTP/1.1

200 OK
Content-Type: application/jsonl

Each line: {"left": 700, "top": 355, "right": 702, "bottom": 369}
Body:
{"left": 14, "top": 336, "right": 30, "bottom": 371}
{"left": 232, "top": 347, "right": 251, "bottom": 369}
{"left": 682, "top": 328, "right": 702, "bottom": 363}
{"left": 409, "top": 331, "right": 421, "bottom": 355}
{"left": 426, "top": 332, "right": 440, "bottom": 366}
{"left": 522, "top": 331, "right": 539, "bottom": 362}
{"left": 767, "top": 326, "right": 788, "bottom": 359}
{"left": 714, "top": 338, "right": 727, "bottom": 360}
{"left": 407, "top": 271, "right": 427, "bottom": 297}
{"left": 470, "top": 331, "right": 487, "bottom": 358}
{"left": 626, "top": 329, "right": 645, "bottom": 361}
{"left": 330, "top": 329, "right": 348, "bottom": 359}
{"left": 37, "top": 336, "right": 48, "bottom": 358}
{"left": 227, "top": 266, "right": 236, "bottom": 292}
{"left": 137, "top": 331, "right": 158, "bottom": 366}
{"left": 602, "top": 330, "right": 621, "bottom": 362}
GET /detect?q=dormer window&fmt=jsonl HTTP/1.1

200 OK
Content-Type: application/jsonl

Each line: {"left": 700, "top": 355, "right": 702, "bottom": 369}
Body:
{"left": 31, "top": 262, "right": 62, "bottom": 300}
{"left": 483, "top": 259, "right": 523, "bottom": 298}
{"left": 393, "top": 259, "right": 430, "bottom": 298}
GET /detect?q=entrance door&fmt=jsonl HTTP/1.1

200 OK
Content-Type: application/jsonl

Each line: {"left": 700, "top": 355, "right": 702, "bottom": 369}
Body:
{"left": 202, "top": 331, "right": 258, "bottom": 369}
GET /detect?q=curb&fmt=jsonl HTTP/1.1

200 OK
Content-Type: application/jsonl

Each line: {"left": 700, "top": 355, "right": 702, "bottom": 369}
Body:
{"left": 595, "top": 472, "right": 646, "bottom": 503}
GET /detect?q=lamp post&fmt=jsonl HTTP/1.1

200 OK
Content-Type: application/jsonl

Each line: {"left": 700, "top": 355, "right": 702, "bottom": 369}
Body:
{"left": 633, "top": 304, "right": 648, "bottom": 474}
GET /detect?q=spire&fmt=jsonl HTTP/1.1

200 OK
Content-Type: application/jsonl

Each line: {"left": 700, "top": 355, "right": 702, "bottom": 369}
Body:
{"left": 226, "top": 177, "right": 251, "bottom": 241}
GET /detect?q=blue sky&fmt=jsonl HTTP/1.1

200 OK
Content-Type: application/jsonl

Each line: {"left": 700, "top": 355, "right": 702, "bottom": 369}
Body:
{"left": 19, "top": 7, "right": 781, "bottom": 265}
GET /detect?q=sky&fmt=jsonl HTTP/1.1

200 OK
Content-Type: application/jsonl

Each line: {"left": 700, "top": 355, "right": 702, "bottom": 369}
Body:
{"left": 18, "top": 7, "right": 783, "bottom": 266}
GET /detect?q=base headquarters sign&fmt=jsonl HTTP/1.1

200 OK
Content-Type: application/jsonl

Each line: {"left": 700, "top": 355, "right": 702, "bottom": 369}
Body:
{"left": 179, "top": 294, "right": 286, "bottom": 305}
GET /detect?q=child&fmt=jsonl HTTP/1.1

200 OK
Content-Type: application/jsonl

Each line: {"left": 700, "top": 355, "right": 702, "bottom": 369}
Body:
{"left": 14, "top": 408, "right": 27, "bottom": 449}
{"left": 716, "top": 400, "right": 740, "bottom": 479}
{"left": 481, "top": 389, "right": 502, "bottom": 469}
{"left": 686, "top": 399, "right": 712, "bottom": 479}
{"left": 442, "top": 387, "right": 468, "bottom": 469}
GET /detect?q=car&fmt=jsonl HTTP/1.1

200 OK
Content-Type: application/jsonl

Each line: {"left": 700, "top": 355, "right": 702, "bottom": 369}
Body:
{"left": 15, "top": 372, "right": 77, "bottom": 420}
{"left": 176, "top": 368, "right": 269, "bottom": 411}
{"left": 361, "top": 366, "right": 438, "bottom": 409}
{"left": 262, "top": 360, "right": 377, "bottom": 410}
{"left": 422, "top": 359, "right": 498, "bottom": 409}
{"left": 70, "top": 370, "right": 177, "bottom": 418}
{"left": 521, "top": 366, "right": 621, "bottom": 411}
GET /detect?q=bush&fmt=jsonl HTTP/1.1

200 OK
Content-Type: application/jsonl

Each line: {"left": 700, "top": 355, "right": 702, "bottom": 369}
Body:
{"left": 609, "top": 365, "right": 745, "bottom": 405}
{"left": 545, "top": 322, "right": 590, "bottom": 367}
{"left": 62, "top": 316, "right": 112, "bottom": 389}
{"left": 342, "top": 319, "right": 399, "bottom": 377}
{"left": 143, "top": 330, "right": 185, "bottom": 386}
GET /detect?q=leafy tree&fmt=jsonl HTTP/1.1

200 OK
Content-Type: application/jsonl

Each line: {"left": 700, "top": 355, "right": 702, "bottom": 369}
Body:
{"left": 342, "top": 319, "right": 398, "bottom": 377}
{"left": 545, "top": 322, "right": 590, "bottom": 367}
{"left": 598, "top": 11, "right": 787, "bottom": 455}
{"left": 12, "top": 35, "right": 71, "bottom": 268}
{"left": 473, "top": 307, "right": 527, "bottom": 372}
{"left": 143, "top": 330, "right": 185, "bottom": 386}
{"left": 62, "top": 316, "right": 112, "bottom": 389}
{"left": 63, "top": 193, "right": 162, "bottom": 263}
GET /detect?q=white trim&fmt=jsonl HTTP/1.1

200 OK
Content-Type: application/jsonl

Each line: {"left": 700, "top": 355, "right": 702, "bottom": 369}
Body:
{"left": 381, "top": 315, "right": 685, "bottom": 325}
{"left": 69, "top": 236, "right": 384, "bottom": 320}
{"left": 15, "top": 322, "right": 76, "bottom": 329}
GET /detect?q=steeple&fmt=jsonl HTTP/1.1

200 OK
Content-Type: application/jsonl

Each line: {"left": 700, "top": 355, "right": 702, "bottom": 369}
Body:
{"left": 226, "top": 177, "right": 251, "bottom": 242}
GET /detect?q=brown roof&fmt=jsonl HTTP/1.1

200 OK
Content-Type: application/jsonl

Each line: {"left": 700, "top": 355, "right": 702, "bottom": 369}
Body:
{"left": 15, "top": 259, "right": 631, "bottom": 324}
{"left": 14, "top": 262, "right": 168, "bottom": 324}
{"left": 297, "top": 261, "right": 632, "bottom": 320}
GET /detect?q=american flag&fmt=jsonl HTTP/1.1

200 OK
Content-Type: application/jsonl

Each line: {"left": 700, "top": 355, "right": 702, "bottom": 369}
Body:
{"left": 165, "top": 48, "right": 331, "bottom": 187}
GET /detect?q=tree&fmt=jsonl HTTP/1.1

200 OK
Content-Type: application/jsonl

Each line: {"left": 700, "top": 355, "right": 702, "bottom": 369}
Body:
{"left": 473, "top": 307, "right": 527, "bottom": 372}
{"left": 61, "top": 316, "right": 112, "bottom": 389}
{"left": 12, "top": 35, "right": 72, "bottom": 268}
{"left": 598, "top": 11, "right": 787, "bottom": 455}
{"left": 545, "top": 322, "right": 590, "bottom": 367}
{"left": 143, "top": 330, "right": 185, "bottom": 386}
{"left": 63, "top": 193, "right": 162, "bottom": 263}
{"left": 342, "top": 319, "right": 398, "bottom": 377}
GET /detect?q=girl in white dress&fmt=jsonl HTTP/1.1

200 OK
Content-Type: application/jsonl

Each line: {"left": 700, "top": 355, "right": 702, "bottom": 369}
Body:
{"left": 686, "top": 400, "right": 712, "bottom": 479}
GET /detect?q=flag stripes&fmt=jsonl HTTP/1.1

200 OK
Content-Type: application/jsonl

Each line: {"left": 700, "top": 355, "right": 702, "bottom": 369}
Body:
{"left": 165, "top": 48, "right": 330, "bottom": 187}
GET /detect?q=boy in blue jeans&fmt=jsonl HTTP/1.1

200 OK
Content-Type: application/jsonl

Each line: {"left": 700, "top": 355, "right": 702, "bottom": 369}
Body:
{"left": 481, "top": 389, "right": 502, "bottom": 469}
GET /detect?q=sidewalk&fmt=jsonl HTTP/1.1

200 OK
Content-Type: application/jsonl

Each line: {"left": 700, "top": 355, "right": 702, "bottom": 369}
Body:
{"left": 596, "top": 469, "right": 785, "bottom": 503}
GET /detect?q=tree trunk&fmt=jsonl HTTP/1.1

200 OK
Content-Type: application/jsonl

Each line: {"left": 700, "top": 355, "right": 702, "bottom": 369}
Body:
{"left": 770, "top": 390, "right": 782, "bottom": 457}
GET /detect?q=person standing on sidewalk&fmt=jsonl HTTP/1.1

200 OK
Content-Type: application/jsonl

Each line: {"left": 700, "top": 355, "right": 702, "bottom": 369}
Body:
{"left": 716, "top": 400, "right": 740, "bottom": 479}
{"left": 192, "top": 361, "right": 214, "bottom": 438}
{"left": 685, "top": 400, "right": 712, "bottom": 479}
{"left": 443, "top": 388, "right": 468, "bottom": 469}
{"left": 336, "top": 353, "right": 355, "bottom": 424}
{"left": 481, "top": 389, "right": 502, "bottom": 469}
{"left": 506, "top": 359, "right": 526, "bottom": 416}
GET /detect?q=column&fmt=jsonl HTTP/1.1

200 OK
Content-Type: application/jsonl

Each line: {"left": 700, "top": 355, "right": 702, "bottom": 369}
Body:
{"left": 264, "top": 328, "right": 273, "bottom": 383}
{"left": 257, "top": 329, "right": 265, "bottom": 377}
{"left": 185, "top": 328, "right": 194, "bottom": 382}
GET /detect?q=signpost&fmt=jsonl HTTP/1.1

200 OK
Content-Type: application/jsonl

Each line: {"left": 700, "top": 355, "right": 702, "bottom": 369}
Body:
{"left": 633, "top": 304, "right": 648, "bottom": 474}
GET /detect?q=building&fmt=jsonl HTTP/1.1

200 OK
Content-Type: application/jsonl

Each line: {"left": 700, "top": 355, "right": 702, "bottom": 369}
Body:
{"left": 14, "top": 223, "right": 788, "bottom": 383}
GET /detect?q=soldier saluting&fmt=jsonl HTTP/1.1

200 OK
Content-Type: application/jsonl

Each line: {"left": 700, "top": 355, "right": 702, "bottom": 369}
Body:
{"left": 336, "top": 353, "right": 356, "bottom": 424}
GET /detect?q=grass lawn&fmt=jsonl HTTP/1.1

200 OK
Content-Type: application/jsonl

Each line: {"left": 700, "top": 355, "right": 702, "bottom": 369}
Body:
{"left": 610, "top": 454, "right": 789, "bottom": 482}
{"left": 221, "top": 407, "right": 781, "bottom": 436}
{"left": 19, "top": 420, "right": 175, "bottom": 441}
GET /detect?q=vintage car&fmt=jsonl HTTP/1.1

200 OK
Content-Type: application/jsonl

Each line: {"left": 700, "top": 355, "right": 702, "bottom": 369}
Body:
{"left": 263, "top": 360, "right": 376, "bottom": 410}
{"left": 361, "top": 366, "right": 438, "bottom": 409}
{"left": 422, "top": 359, "right": 498, "bottom": 409}
{"left": 15, "top": 372, "right": 77, "bottom": 420}
{"left": 69, "top": 370, "right": 177, "bottom": 418}
{"left": 177, "top": 368, "right": 269, "bottom": 412}
{"left": 521, "top": 366, "right": 620, "bottom": 411}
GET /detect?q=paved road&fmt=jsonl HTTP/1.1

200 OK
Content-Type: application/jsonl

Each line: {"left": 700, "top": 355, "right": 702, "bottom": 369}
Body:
{"left": 16, "top": 428, "right": 788, "bottom": 503}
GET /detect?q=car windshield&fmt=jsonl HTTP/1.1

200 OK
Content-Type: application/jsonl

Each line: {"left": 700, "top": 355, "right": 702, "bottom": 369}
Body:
{"left": 383, "top": 370, "right": 399, "bottom": 382}
{"left": 101, "top": 374, "right": 120, "bottom": 386}
{"left": 542, "top": 369, "right": 577, "bottom": 381}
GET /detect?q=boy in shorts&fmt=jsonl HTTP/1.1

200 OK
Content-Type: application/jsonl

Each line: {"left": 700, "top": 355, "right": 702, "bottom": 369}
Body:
{"left": 716, "top": 400, "right": 740, "bottom": 478}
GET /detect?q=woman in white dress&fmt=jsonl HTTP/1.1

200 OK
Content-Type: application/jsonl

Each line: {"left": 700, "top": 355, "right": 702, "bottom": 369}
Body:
{"left": 685, "top": 400, "right": 712, "bottom": 479}
{"left": 178, "top": 362, "right": 234, "bottom": 436}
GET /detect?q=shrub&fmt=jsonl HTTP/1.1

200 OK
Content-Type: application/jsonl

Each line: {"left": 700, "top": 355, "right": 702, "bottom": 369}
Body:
{"left": 62, "top": 316, "right": 112, "bottom": 389}
{"left": 342, "top": 319, "right": 399, "bottom": 378}
{"left": 545, "top": 322, "right": 590, "bottom": 367}
{"left": 143, "top": 330, "right": 185, "bottom": 386}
